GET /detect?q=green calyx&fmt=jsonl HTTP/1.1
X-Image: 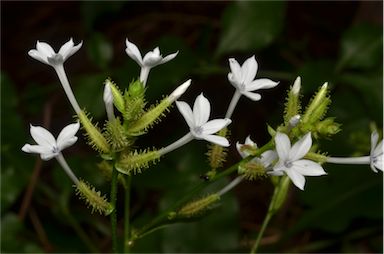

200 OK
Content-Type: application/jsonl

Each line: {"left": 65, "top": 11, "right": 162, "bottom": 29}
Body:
{"left": 284, "top": 77, "right": 302, "bottom": 125}
{"left": 169, "top": 194, "right": 221, "bottom": 220}
{"left": 206, "top": 128, "right": 229, "bottom": 170}
{"left": 115, "top": 149, "right": 160, "bottom": 175}
{"left": 302, "top": 83, "right": 331, "bottom": 125}
{"left": 126, "top": 97, "right": 172, "bottom": 135}
{"left": 105, "top": 117, "right": 132, "bottom": 152}
{"left": 75, "top": 180, "right": 114, "bottom": 216}
{"left": 238, "top": 161, "right": 268, "bottom": 181}
{"left": 105, "top": 79, "right": 125, "bottom": 113}
{"left": 271, "top": 176, "right": 290, "bottom": 213}
{"left": 77, "top": 110, "right": 110, "bottom": 154}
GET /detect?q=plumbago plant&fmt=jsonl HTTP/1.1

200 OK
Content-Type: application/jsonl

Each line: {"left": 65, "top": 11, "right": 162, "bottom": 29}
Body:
{"left": 22, "top": 38, "right": 383, "bottom": 253}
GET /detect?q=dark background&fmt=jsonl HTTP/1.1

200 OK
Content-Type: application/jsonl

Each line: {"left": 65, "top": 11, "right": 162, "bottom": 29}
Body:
{"left": 1, "top": 1, "right": 383, "bottom": 253}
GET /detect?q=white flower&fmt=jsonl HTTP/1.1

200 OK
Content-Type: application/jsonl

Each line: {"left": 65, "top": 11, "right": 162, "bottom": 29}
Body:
{"left": 28, "top": 38, "right": 82, "bottom": 67}
{"left": 125, "top": 39, "right": 178, "bottom": 86}
{"left": 272, "top": 132, "right": 327, "bottom": 190}
{"left": 176, "top": 93, "right": 231, "bottom": 147}
{"left": 370, "top": 131, "right": 383, "bottom": 172}
{"left": 227, "top": 56, "right": 279, "bottom": 101}
{"left": 236, "top": 136, "right": 277, "bottom": 169}
{"left": 22, "top": 122, "right": 80, "bottom": 161}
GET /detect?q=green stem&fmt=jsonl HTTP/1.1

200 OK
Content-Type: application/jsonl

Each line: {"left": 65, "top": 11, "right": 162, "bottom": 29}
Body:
{"left": 124, "top": 175, "right": 132, "bottom": 253}
{"left": 110, "top": 167, "right": 118, "bottom": 253}
{"left": 134, "top": 141, "right": 275, "bottom": 240}
{"left": 250, "top": 177, "right": 283, "bottom": 253}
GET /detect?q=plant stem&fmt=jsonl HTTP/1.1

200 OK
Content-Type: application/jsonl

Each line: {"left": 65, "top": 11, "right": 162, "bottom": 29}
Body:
{"left": 250, "top": 178, "right": 283, "bottom": 253}
{"left": 110, "top": 167, "right": 118, "bottom": 253}
{"left": 135, "top": 141, "right": 275, "bottom": 240}
{"left": 124, "top": 175, "right": 132, "bottom": 253}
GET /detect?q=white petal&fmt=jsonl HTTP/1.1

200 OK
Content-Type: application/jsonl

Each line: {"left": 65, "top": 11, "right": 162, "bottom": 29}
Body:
{"left": 371, "top": 131, "right": 379, "bottom": 155}
{"left": 243, "top": 91, "right": 261, "bottom": 101}
{"left": 22, "top": 144, "right": 51, "bottom": 155}
{"left": 373, "top": 139, "right": 383, "bottom": 157}
{"left": 160, "top": 51, "right": 178, "bottom": 64}
{"left": 246, "top": 79, "right": 279, "bottom": 92}
{"left": 28, "top": 49, "right": 49, "bottom": 64}
{"left": 260, "top": 150, "right": 277, "bottom": 167}
{"left": 176, "top": 101, "right": 194, "bottom": 129}
{"left": 245, "top": 135, "right": 256, "bottom": 147}
{"left": 30, "top": 125, "right": 56, "bottom": 148}
{"left": 241, "top": 55, "right": 258, "bottom": 84}
{"left": 203, "top": 134, "right": 230, "bottom": 147}
{"left": 36, "top": 41, "right": 55, "bottom": 57}
{"left": 125, "top": 39, "right": 143, "bottom": 66}
{"left": 61, "top": 40, "right": 82, "bottom": 61}
{"left": 143, "top": 49, "right": 162, "bottom": 66}
{"left": 193, "top": 93, "right": 210, "bottom": 126}
{"left": 286, "top": 169, "right": 306, "bottom": 190}
{"left": 56, "top": 122, "right": 80, "bottom": 150}
{"left": 228, "top": 58, "right": 242, "bottom": 83}
{"left": 58, "top": 38, "right": 74, "bottom": 58}
{"left": 289, "top": 132, "right": 312, "bottom": 161}
{"left": 275, "top": 132, "right": 291, "bottom": 162}
{"left": 201, "top": 119, "right": 231, "bottom": 135}
{"left": 292, "top": 160, "right": 327, "bottom": 176}
{"left": 236, "top": 142, "right": 247, "bottom": 158}
{"left": 40, "top": 152, "right": 57, "bottom": 161}
{"left": 373, "top": 156, "right": 383, "bottom": 172}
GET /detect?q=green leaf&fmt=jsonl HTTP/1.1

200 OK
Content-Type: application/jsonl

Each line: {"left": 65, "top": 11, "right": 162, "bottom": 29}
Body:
{"left": 217, "top": 2, "right": 286, "bottom": 56}
{"left": 337, "top": 23, "right": 383, "bottom": 71}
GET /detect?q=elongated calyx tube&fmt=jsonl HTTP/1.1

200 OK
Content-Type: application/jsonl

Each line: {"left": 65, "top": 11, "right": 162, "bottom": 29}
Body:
{"left": 75, "top": 180, "right": 114, "bottom": 216}
{"left": 77, "top": 110, "right": 110, "bottom": 153}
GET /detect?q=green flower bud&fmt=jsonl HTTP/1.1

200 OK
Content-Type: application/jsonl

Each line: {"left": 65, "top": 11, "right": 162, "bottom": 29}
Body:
{"left": 128, "top": 79, "right": 145, "bottom": 97}
{"left": 271, "top": 176, "right": 290, "bottom": 213}
{"left": 315, "top": 117, "right": 341, "bottom": 138}
{"left": 105, "top": 117, "right": 132, "bottom": 152}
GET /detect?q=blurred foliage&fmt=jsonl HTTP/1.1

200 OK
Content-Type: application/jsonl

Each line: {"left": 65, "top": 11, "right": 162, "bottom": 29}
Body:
{"left": 2, "top": 1, "right": 382, "bottom": 253}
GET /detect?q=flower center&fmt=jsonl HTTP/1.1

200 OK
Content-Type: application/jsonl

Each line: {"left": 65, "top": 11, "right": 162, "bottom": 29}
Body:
{"left": 52, "top": 146, "right": 60, "bottom": 154}
{"left": 284, "top": 161, "right": 293, "bottom": 168}
{"left": 192, "top": 126, "right": 203, "bottom": 136}
{"left": 47, "top": 54, "right": 64, "bottom": 65}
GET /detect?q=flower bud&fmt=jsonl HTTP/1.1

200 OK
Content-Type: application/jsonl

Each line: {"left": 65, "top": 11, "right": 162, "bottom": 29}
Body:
{"left": 284, "top": 77, "right": 302, "bottom": 125}
{"left": 170, "top": 194, "right": 220, "bottom": 220}
{"left": 302, "top": 82, "right": 330, "bottom": 125}
{"left": 168, "top": 79, "right": 191, "bottom": 103}
{"left": 105, "top": 79, "right": 125, "bottom": 113}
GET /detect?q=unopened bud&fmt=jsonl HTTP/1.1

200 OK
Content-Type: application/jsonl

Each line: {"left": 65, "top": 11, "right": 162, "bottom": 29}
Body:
{"left": 289, "top": 115, "right": 301, "bottom": 128}
{"left": 169, "top": 79, "right": 191, "bottom": 102}
{"left": 292, "top": 76, "right": 301, "bottom": 95}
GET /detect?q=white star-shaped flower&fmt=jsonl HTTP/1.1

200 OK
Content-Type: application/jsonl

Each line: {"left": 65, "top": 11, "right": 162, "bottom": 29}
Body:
{"left": 272, "top": 132, "right": 327, "bottom": 190}
{"left": 176, "top": 93, "right": 231, "bottom": 147}
{"left": 125, "top": 39, "right": 178, "bottom": 86}
{"left": 370, "top": 131, "right": 383, "bottom": 172}
{"left": 236, "top": 136, "right": 277, "bottom": 168}
{"left": 22, "top": 122, "right": 80, "bottom": 161}
{"left": 228, "top": 56, "right": 279, "bottom": 101}
{"left": 28, "top": 38, "right": 82, "bottom": 67}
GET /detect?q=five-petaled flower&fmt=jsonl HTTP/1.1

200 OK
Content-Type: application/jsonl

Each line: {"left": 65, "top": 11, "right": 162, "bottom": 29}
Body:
{"left": 28, "top": 38, "right": 82, "bottom": 67}
{"left": 125, "top": 39, "right": 178, "bottom": 86}
{"left": 370, "top": 131, "right": 383, "bottom": 172}
{"left": 228, "top": 56, "right": 279, "bottom": 101}
{"left": 22, "top": 122, "right": 80, "bottom": 161}
{"left": 236, "top": 136, "right": 277, "bottom": 169}
{"left": 272, "top": 132, "right": 327, "bottom": 190}
{"left": 176, "top": 93, "right": 231, "bottom": 147}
